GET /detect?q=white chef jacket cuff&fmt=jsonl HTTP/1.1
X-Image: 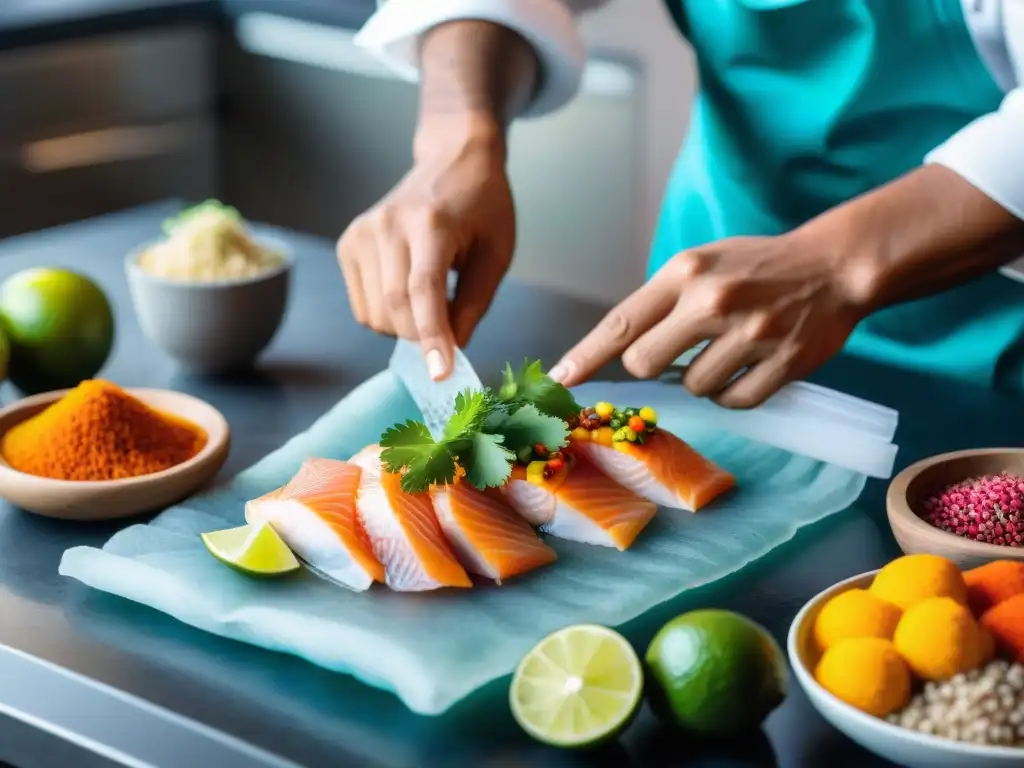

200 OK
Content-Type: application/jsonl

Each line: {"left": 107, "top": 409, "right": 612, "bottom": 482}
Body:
{"left": 924, "top": 88, "right": 1024, "bottom": 221}
{"left": 354, "top": 0, "right": 586, "bottom": 118}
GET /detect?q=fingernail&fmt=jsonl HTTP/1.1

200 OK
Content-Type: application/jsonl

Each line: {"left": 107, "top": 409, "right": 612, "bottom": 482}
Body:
{"left": 549, "top": 361, "right": 573, "bottom": 383}
{"left": 425, "top": 349, "right": 446, "bottom": 381}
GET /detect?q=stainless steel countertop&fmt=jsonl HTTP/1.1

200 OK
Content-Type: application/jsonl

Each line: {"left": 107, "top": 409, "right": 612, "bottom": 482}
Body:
{"left": 1, "top": 202, "right": 1020, "bottom": 768}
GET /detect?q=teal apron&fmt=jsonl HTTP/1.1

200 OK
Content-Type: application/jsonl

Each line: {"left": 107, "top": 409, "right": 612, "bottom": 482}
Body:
{"left": 650, "top": 0, "right": 1024, "bottom": 391}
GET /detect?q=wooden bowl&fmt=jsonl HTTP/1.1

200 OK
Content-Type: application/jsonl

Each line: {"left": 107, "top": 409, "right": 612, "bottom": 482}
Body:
{"left": 887, "top": 448, "right": 1024, "bottom": 570}
{"left": 0, "top": 388, "right": 230, "bottom": 520}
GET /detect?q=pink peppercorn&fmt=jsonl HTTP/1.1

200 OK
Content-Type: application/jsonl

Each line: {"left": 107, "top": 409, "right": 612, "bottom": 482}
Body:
{"left": 921, "top": 472, "right": 1024, "bottom": 547}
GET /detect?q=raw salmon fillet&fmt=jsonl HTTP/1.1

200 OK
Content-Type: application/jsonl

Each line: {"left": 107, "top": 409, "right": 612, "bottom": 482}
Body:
{"left": 245, "top": 458, "right": 384, "bottom": 591}
{"left": 504, "top": 461, "right": 657, "bottom": 551}
{"left": 430, "top": 481, "right": 557, "bottom": 583}
{"left": 350, "top": 446, "right": 472, "bottom": 591}
{"left": 573, "top": 428, "right": 735, "bottom": 512}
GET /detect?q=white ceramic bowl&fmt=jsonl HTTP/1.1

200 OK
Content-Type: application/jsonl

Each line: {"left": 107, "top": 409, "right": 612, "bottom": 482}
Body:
{"left": 125, "top": 236, "right": 293, "bottom": 374}
{"left": 788, "top": 570, "right": 1024, "bottom": 768}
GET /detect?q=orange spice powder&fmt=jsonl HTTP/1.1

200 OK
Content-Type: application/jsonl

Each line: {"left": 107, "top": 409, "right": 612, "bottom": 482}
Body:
{"left": 1, "top": 379, "right": 206, "bottom": 481}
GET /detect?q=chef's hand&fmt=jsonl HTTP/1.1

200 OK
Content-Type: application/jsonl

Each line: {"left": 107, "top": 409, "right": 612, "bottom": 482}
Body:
{"left": 548, "top": 233, "right": 866, "bottom": 409}
{"left": 336, "top": 123, "right": 515, "bottom": 381}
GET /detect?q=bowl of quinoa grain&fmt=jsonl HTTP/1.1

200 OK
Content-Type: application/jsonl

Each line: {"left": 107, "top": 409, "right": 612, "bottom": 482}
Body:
{"left": 790, "top": 561, "right": 1024, "bottom": 768}
{"left": 887, "top": 449, "right": 1024, "bottom": 570}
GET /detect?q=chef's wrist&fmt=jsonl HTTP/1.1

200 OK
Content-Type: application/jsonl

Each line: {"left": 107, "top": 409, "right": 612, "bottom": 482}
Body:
{"left": 795, "top": 165, "right": 1024, "bottom": 313}
{"left": 413, "top": 114, "right": 507, "bottom": 165}
{"left": 412, "top": 19, "right": 536, "bottom": 167}
{"left": 783, "top": 202, "right": 881, "bottom": 318}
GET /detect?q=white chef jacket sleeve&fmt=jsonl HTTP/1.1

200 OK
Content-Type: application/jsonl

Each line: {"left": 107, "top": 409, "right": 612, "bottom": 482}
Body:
{"left": 354, "top": 0, "right": 605, "bottom": 118}
{"left": 925, "top": 88, "right": 1024, "bottom": 220}
{"left": 924, "top": 0, "right": 1024, "bottom": 220}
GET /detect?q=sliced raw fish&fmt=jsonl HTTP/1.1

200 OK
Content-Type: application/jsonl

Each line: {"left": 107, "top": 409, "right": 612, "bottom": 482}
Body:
{"left": 350, "top": 446, "right": 472, "bottom": 591}
{"left": 430, "top": 481, "right": 557, "bottom": 583}
{"left": 573, "top": 428, "right": 735, "bottom": 512}
{"left": 245, "top": 457, "right": 384, "bottom": 591}
{"left": 504, "top": 460, "right": 657, "bottom": 551}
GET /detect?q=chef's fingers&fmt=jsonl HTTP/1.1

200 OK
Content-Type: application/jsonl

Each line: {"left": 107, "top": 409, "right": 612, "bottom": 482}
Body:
{"left": 336, "top": 230, "right": 368, "bottom": 325}
{"left": 450, "top": 245, "right": 510, "bottom": 349}
{"left": 549, "top": 281, "right": 677, "bottom": 387}
{"left": 358, "top": 247, "right": 391, "bottom": 334}
{"left": 619, "top": 302, "right": 717, "bottom": 381}
{"left": 681, "top": 326, "right": 763, "bottom": 398}
{"left": 407, "top": 225, "right": 457, "bottom": 381}
{"left": 713, "top": 347, "right": 795, "bottom": 409}
{"left": 376, "top": 230, "right": 417, "bottom": 340}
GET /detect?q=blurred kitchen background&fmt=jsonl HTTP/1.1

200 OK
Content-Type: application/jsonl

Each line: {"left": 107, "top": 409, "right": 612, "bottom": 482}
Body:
{"left": 0, "top": 0, "right": 696, "bottom": 304}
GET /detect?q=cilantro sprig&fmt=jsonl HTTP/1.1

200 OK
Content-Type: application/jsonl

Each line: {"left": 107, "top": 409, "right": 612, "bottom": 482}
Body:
{"left": 498, "top": 359, "right": 579, "bottom": 420}
{"left": 380, "top": 360, "right": 576, "bottom": 492}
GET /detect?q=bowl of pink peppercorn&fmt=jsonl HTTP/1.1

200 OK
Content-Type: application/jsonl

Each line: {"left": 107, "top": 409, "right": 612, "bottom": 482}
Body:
{"left": 887, "top": 448, "right": 1024, "bottom": 570}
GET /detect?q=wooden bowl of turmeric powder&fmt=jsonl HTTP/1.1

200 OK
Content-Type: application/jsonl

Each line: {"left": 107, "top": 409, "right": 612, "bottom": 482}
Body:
{"left": 0, "top": 380, "right": 230, "bottom": 520}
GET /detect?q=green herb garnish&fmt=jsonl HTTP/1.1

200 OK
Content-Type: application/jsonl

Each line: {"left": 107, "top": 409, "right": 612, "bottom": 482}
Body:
{"left": 499, "top": 360, "right": 579, "bottom": 420}
{"left": 380, "top": 360, "right": 575, "bottom": 492}
{"left": 442, "top": 389, "right": 491, "bottom": 441}
{"left": 489, "top": 404, "right": 568, "bottom": 454}
{"left": 464, "top": 432, "right": 516, "bottom": 490}
{"left": 162, "top": 199, "right": 241, "bottom": 236}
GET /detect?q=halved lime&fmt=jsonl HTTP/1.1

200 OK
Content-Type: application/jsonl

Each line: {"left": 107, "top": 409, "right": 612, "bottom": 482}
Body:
{"left": 510, "top": 624, "right": 643, "bottom": 749}
{"left": 201, "top": 523, "right": 300, "bottom": 578}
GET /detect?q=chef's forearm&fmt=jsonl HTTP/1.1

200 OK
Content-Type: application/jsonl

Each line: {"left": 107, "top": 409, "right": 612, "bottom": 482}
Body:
{"left": 799, "top": 165, "right": 1024, "bottom": 312}
{"left": 414, "top": 21, "right": 539, "bottom": 162}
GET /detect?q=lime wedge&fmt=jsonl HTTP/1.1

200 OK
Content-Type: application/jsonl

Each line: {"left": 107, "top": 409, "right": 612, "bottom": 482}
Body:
{"left": 201, "top": 523, "right": 300, "bottom": 578}
{"left": 510, "top": 624, "right": 643, "bottom": 749}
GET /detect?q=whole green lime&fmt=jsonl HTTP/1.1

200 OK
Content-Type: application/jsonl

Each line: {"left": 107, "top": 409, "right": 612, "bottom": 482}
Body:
{"left": 645, "top": 609, "right": 787, "bottom": 735}
{"left": 0, "top": 268, "right": 115, "bottom": 394}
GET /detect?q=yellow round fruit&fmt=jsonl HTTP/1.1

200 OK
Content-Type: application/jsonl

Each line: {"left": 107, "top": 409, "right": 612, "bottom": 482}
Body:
{"left": 813, "top": 588, "right": 902, "bottom": 652}
{"left": 893, "top": 596, "right": 992, "bottom": 681}
{"left": 814, "top": 637, "right": 911, "bottom": 717}
{"left": 869, "top": 554, "right": 967, "bottom": 611}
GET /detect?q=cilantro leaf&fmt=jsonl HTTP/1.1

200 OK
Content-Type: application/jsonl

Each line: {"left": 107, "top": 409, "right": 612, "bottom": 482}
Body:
{"left": 379, "top": 420, "right": 436, "bottom": 472}
{"left": 482, "top": 400, "right": 513, "bottom": 431}
{"left": 500, "top": 359, "right": 579, "bottom": 420}
{"left": 498, "top": 362, "right": 518, "bottom": 401}
{"left": 491, "top": 403, "right": 569, "bottom": 454}
{"left": 402, "top": 444, "right": 457, "bottom": 493}
{"left": 463, "top": 432, "right": 514, "bottom": 489}
{"left": 442, "top": 388, "right": 491, "bottom": 441}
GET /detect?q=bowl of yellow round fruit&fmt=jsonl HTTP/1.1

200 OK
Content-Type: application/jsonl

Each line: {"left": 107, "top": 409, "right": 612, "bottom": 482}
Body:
{"left": 789, "top": 555, "right": 1024, "bottom": 767}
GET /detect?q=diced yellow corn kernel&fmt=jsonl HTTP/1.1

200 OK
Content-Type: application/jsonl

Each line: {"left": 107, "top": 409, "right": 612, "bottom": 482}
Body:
{"left": 526, "top": 461, "right": 547, "bottom": 484}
